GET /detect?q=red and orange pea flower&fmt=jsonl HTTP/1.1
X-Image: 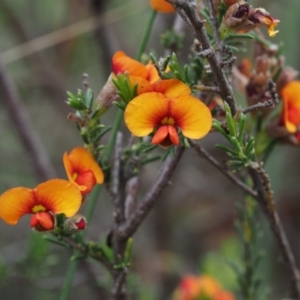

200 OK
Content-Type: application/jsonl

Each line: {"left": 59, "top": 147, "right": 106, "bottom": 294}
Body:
{"left": 63, "top": 147, "right": 104, "bottom": 195}
{"left": 113, "top": 51, "right": 212, "bottom": 146}
{"left": 0, "top": 179, "right": 82, "bottom": 231}
{"left": 150, "top": 0, "right": 175, "bottom": 13}
{"left": 124, "top": 79, "right": 212, "bottom": 147}
{"left": 173, "top": 275, "right": 235, "bottom": 300}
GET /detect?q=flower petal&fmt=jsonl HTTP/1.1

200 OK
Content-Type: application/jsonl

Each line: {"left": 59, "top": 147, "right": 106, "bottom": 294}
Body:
{"left": 153, "top": 79, "right": 191, "bottom": 98}
{"left": 112, "top": 51, "right": 148, "bottom": 78}
{"left": 33, "top": 179, "right": 82, "bottom": 217}
{"left": 171, "top": 95, "right": 212, "bottom": 139}
{"left": 30, "top": 212, "right": 55, "bottom": 231}
{"left": 0, "top": 187, "right": 34, "bottom": 225}
{"left": 63, "top": 147, "right": 104, "bottom": 184}
{"left": 150, "top": 0, "right": 175, "bottom": 13}
{"left": 130, "top": 76, "right": 154, "bottom": 95}
{"left": 281, "top": 81, "right": 300, "bottom": 133}
{"left": 168, "top": 125, "right": 179, "bottom": 145}
{"left": 125, "top": 92, "right": 169, "bottom": 136}
{"left": 145, "top": 63, "right": 160, "bottom": 83}
{"left": 152, "top": 125, "right": 169, "bottom": 144}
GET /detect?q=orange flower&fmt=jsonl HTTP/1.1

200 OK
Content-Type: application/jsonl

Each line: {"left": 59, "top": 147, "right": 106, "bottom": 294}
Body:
{"left": 112, "top": 51, "right": 159, "bottom": 86}
{"left": 248, "top": 8, "right": 280, "bottom": 37}
{"left": 0, "top": 179, "right": 82, "bottom": 231}
{"left": 280, "top": 81, "right": 300, "bottom": 133}
{"left": 124, "top": 79, "right": 212, "bottom": 147}
{"left": 173, "top": 275, "right": 235, "bottom": 300}
{"left": 150, "top": 0, "right": 175, "bottom": 13}
{"left": 215, "top": 291, "right": 235, "bottom": 300}
{"left": 222, "top": 2, "right": 279, "bottom": 37}
{"left": 63, "top": 147, "right": 104, "bottom": 195}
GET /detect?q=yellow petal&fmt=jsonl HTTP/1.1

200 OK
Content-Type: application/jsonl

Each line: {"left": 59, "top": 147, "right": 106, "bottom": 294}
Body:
{"left": 170, "top": 95, "right": 212, "bottom": 139}
{"left": 34, "top": 179, "right": 82, "bottom": 217}
{"left": 124, "top": 92, "right": 169, "bottom": 136}
{"left": 0, "top": 187, "right": 34, "bottom": 225}
{"left": 154, "top": 79, "right": 191, "bottom": 98}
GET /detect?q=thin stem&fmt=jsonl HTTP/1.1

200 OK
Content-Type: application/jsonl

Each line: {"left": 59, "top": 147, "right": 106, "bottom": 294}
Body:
{"left": 190, "top": 141, "right": 257, "bottom": 198}
{"left": 206, "top": 0, "right": 222, "bottom": 62}
{"left": 0, "top": 55, "right": 56, "bottom": 181}
{"left": 59, "top": 185, "right": 103, "bottom": 300}
{"left": 118, "top": 146, "right": 184, "bottom": 238}
{"left": 136, "top": 9, "right": 157, "bottom": 61}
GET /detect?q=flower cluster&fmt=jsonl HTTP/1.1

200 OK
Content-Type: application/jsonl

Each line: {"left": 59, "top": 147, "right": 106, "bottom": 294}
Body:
{"left": 0, "top": 147, "right": 103, "bottom": 231}
{"left": 233, "top": 40, "right": 300, "bottom": 146}
{"left": 112, "top": 51, "right": 212, "bottom": 147}
{"left": 172, "top": 275, "right": 235, "bottom": 300}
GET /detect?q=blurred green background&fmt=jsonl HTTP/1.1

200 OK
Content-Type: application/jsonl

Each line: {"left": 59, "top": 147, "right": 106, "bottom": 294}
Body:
{"left": 1, "top": 0, "right": 300, "bottom": 299}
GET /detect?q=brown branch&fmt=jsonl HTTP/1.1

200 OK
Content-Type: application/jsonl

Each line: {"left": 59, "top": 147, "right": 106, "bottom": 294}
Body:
{"left": 168, "top": 0, "right": 237, "bottom": 115}
{"left": 193, "top": 84, "right": 220, "bottom": 93}
{"left": 0, "top": 55, "right": 56, "bottom": 181}
{"left": 118, "top": 146, "right": 184, "bottom": 238}
{"left": 242, "top": 79, "right": 279, "bottom": 114}
{"left": 248, "top": 165, "right": 300, "bottom": 299}
{"left": 206, "top": 0, "right": 222, "bottom": 62}
{"left": 190, "top": 141, "right": 257, "bottom": 198}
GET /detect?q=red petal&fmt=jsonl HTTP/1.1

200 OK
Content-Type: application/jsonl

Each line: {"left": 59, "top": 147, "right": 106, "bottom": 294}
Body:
{"left": 152, "top": 125, "right": 169, "bottom": 145}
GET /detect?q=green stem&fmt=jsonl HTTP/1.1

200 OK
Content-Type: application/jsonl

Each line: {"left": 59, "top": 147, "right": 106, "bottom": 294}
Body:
{"left": 136, "top": 9, "right": 157, "bottom": 61}
{"left": 59, "top": 8, "right": 157, "bottom": 300}
{"left": 59, "top": 186, "right": 102, "bottom": 300}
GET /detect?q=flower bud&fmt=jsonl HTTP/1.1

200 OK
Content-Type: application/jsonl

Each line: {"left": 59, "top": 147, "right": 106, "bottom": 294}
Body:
{"left": 64, "top": 214, "right": 87, "bottom": 233}
{"left": 96, "top": 74, "right": 118, "bottom": 112}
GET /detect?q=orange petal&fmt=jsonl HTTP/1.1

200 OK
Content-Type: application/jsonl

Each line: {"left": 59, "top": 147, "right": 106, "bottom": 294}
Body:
{"left": 112, "top": 51, "right": 148, "bottom": 78}
{"left": 130, "top": 76, "right": 154, "bottom": 95}
{"left": 281, "top": 81, "right": 300, "bottom": 132}
{"left": 153, "top": 79, "right": 191, "bottom": 98}
{"left": 171, "top": 95, "right": 212, "bottom": 139}
{"left": 75, "top": 170, "right": 96, "bottom": 195}
{"left": 145, "top": 63, "right": 160, "bottom": 83}
{"left": 33, "top": 179, "right": 82, "bottom": 217}
{"left": 124, "top": 92, "right": 169, "bottom": 136}
{"left": 63, "top": 147, "right": 104, "bottom": 185}
{"left": 150, "top": 0, "right": 175, "bottom": 13}
{"left": 168, "top": 125, "right": 179, "bottom": 145}
{"left": 30, "top": 212, "right": 55, "bottom": 231}
{"left": 0, "top": 187, "right": 34, "bottom": 225}
{"left": 152, "top": 125, "right": 169, "bottom": 144}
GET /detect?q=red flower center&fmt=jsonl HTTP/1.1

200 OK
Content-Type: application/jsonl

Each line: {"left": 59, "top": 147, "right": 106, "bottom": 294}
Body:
{"left": 30, "top": 212, "right": 55, "bottom": 231}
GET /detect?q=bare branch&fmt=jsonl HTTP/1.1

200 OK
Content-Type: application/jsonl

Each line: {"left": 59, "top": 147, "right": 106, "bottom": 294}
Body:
{"left": 0, "top": 55, "right": 56, "bottom": 181}
{"left": 206, "top": 0, "right": 222, "bottom": 62}
{"left": 248, "top": 165, "right": 300, "bottom": 298}
{"left": 242, "top": 79, "right": 279, "bottom": 114}
{"left": 118, "top": 146, "right": 184, "bottom": 238}
{"left": 168, "top": 0, "right": 237, "bottom": 115}
{"left": 190, "top": 141, "right": 257, "bottom": 198}
{"left": 193, "top": 84, "right": 220, "bottom": 93}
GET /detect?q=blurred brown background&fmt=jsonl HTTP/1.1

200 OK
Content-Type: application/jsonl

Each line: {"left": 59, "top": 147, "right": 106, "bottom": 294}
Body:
{"left": 0, "top": 0, "right": 300, "bottom": 299}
